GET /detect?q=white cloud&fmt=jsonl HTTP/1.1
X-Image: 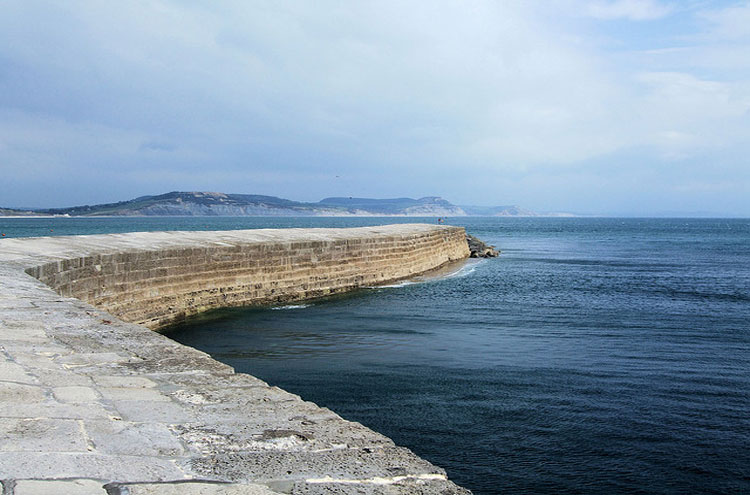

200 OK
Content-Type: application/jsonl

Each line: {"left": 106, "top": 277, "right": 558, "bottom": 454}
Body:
{"left": 586, "top": 0, "right": 673, "bottom": 20}
{"left": 633, "top": 71, "right": 750, "bottom": 156}
{"left": 700, "top": 2, "right": 750, "bottom": 40}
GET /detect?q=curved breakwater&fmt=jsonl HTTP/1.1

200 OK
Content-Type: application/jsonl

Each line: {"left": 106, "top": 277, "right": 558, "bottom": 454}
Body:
{"left": 0, "top": 224, "right": 471, "bottom": 494}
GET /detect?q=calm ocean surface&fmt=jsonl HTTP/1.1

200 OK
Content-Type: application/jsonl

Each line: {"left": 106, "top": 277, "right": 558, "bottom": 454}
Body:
{"left": 3, "top": 217, "right": 749, "bottom": 494}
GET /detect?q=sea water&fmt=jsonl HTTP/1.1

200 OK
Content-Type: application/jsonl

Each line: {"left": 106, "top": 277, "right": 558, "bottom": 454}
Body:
{"left": 4, "top": 217, "right": 749, "bottom": 494}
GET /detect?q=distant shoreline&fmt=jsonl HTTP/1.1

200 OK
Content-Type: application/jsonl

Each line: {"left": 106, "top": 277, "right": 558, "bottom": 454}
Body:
{"left": 0, "top": 215, "right": 65, "bottom": 219}
{"left": 0, "top": 214, "right": 547, "bottom": 219}
{"left": 3, "top": 214, "right": 745, "bottom": 220}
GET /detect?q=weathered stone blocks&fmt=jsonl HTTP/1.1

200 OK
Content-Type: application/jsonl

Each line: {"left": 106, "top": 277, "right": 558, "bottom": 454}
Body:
{"left": 23, "top": 225, "right": 469, "bottom": 330}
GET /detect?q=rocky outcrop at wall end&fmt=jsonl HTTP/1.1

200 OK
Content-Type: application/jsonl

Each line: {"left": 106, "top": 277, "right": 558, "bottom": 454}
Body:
{"left": 466, "top": 234, "right": 500, "bottom": 258}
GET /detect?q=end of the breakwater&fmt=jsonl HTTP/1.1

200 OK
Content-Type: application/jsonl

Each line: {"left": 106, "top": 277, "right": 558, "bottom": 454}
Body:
{"left": 0, "top": 224, "right": 476, "bottom": 494}
{"left": 467, "top": 234, "right": 500, "bottom": 258}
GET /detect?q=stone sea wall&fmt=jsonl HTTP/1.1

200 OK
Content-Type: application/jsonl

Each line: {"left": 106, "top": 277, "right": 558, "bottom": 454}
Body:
{"left": 0, "top": 224, "right": 471, "bottom": 494}
{"left": 23, "top": 225, "right": 468, "bottom": 330}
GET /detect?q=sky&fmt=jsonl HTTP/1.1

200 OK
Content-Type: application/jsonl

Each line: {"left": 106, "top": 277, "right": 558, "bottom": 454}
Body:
{"left": 1, "top": 0, "right": 749, "bottom": 215}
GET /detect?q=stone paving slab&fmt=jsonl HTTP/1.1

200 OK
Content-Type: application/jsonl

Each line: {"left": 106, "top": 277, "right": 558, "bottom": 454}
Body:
{"left": 0, "top": 226, "right": 471, "bottom": 494}
{"left": 12, "top": 478, "right": 107, "bottom": 495}
{"left": 106, "top": 481, "right": 282, "bottom": 495}
{"left": 0, "top": 401, "right": 114, "bottom": 421}
{"left": 0, "top": 417, "right": 88, "bottom": 452}
{"left": 0, "top": 359, "right": 36, "bottom": 384}
{"left": 84, "top": 420, "right": 186, "bottom": 457}
{"left": 0, "top": 452, "right": 188, "bottom": 480}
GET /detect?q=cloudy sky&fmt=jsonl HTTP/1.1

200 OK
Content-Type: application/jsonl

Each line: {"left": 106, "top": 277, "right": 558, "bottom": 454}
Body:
{"left": 1, "top": 0, "right": 749, "bottom": 215}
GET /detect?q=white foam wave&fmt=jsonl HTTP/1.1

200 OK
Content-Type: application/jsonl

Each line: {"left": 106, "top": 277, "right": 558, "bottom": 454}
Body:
{"left": 368, "top": 280, "right": 416, "bottom": 289}
{"left": 368, "top": 261, "right": 480, "bottom": 290}
{"left": 271, "top": 304, "right": 311, "bottom": 310}
{"left": 442, "top": 263, "right": 478, "bottom": 279}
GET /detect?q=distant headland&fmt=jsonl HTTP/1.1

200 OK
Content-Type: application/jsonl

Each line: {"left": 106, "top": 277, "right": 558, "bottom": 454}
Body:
{"left": 0, "top": 191, "right": 549, "bottom": 217}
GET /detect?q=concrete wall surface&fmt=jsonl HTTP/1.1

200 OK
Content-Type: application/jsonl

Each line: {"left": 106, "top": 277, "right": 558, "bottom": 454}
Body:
{"left": 0, "top": 225, "right": 471, "bottom": 494}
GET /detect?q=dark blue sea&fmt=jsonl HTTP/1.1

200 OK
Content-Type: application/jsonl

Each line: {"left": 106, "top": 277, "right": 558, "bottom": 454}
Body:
{"left": 3, "top": 217, "right": 749, "bottom": 494}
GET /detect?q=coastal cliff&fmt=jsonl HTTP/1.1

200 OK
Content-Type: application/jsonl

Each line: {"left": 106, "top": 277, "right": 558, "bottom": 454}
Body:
{"left": 31, "top": 191, "right": 468, "bottom": 217}
{"left": 1, "top": 191, "right": 544, "bottom": 217}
